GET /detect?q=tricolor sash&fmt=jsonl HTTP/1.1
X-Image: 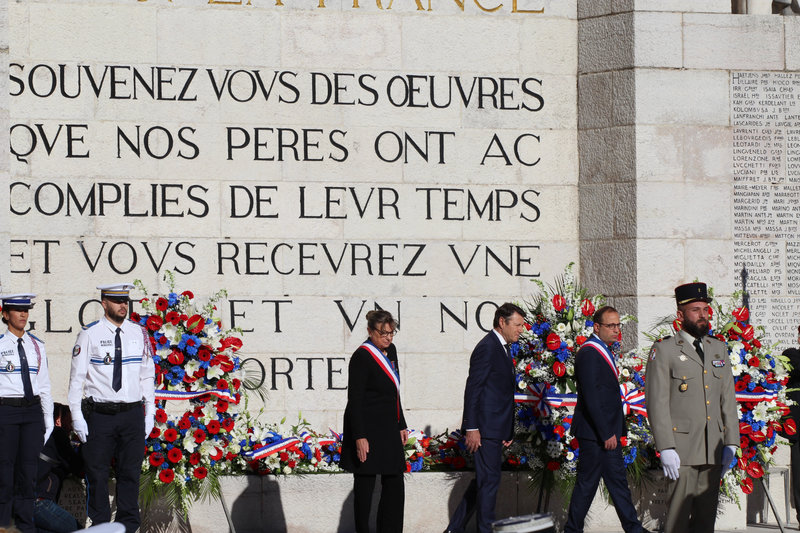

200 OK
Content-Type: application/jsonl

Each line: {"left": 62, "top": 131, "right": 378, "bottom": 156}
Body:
{"left": 583, "top": 337, "right": 618, "bottom": 379}
{"left": 360, "top": 341, "right": 402, "bottom": 421}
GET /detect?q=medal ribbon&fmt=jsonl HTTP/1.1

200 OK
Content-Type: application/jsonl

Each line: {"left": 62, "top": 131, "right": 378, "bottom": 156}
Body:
{"left": 360, "top": 341, "right": 401, "bottom": 421}
{"left": 584, "top": 337, "right": 619, "bottom": 379}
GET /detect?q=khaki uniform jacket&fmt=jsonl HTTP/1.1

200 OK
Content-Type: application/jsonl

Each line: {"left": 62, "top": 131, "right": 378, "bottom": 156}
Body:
{"left": 645, "top": 333, "right": 739, "bottom": 466}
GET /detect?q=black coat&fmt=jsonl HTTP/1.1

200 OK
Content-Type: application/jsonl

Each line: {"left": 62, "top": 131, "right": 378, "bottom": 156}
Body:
{"left": 340, "top": 342, "right": 408, "bottom": 474}
{"left": 783, "top": 347, "right": 800, "bottom": 442}
{"left": 36, "top": 426, "right": 83, "bottom": 501}
{"left": 571, "top": 335, "right": 625, "bottom": 442}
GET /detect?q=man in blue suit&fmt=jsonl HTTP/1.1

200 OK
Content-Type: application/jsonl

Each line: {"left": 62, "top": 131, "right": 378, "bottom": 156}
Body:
{"left": 564, "top": 305, "right": 649, "bottom": 533}
{"left": 445, "top": 303, "right": 525, "bottom": 533}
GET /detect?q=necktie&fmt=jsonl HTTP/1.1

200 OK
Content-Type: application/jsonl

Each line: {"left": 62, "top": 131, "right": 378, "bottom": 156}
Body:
{"left": 17, "top": 338, "right": 34, "bottom": 402}
{"left": 113, "top": 327, "right": 123, "bottom": 392}
{"left": 505, "top": 344, "right": 512, "bottom": 358}
{"left": 693, "top": 338, "right": 705, "bottom": 361}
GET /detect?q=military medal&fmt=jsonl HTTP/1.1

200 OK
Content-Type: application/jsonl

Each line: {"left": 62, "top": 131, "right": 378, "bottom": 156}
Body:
{"left": 104, "top": 353, "right": 112, "bottom": 365}
{"left": 5, "top": 361, "right": 13, "bottom": 372}
{"left": 679, "top": 380, "right": 688, "bottom": 392}
{"left": 712, "top": 360, "right": 725, "bottom": 368}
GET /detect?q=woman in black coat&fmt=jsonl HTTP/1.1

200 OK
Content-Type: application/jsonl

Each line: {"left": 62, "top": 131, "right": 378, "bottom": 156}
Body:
{"left": 341, "top": 310, "right": 408, "bottom": 533}
{"left": 783, "top": 325, "right": 800, "bottom": 525}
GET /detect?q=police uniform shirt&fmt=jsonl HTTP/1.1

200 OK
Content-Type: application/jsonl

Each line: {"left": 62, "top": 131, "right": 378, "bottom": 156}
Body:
{"left": 0, "top": 329, "right": 54, "bottom": 417}
{"left": 68, "top": 316, "right": 156, "bottom": 407}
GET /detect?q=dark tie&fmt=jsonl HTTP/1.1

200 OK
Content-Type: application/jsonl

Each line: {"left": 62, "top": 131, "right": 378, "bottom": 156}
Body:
{"left": 17, "top": 338, "right": 34, "bottom": 402}
{"left": 113, "top": 327, "right": 123, "bottom": 392}
{"left": 505, "top": 344, "right": 512, "bottom": 358}
{"left": 693, "top": 338, "right": 705, "bottom": 361}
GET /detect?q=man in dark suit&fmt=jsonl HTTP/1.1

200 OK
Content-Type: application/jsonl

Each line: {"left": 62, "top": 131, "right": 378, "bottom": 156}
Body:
{"left": 564, "top": 305, "right": 648, "bottom": 533}
{"left": 445, "top": 303, "right": 525, "bottom": 533}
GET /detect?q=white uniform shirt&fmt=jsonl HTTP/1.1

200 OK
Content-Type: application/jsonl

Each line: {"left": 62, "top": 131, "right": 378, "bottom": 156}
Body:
{"left": 0, "top": 329, "right": 54, "bottom": 419}
{"left": 68, "top": 316, "right": 156, "bottom": 412}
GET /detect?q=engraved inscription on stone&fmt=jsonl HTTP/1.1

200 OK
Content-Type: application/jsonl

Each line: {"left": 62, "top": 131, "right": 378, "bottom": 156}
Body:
{"left": 732, "top": 71, "right": 800, "bottom": 349}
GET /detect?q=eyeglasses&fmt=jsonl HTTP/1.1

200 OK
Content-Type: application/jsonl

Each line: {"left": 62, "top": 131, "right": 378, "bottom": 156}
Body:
{"left": 373, "top": 329, "right": 397, "bottom": 338}
{"left": 599, "top": 323, "right": 622, "bottom": 330}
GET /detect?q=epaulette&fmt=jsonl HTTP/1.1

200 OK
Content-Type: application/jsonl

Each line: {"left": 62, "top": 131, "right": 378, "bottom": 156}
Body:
{"left": 0, "top": 334, "right": 4, "bottom": 340}
{"left": 28, "top": 333, "right": 44, "bottom": 344}
{"left": 82, "top": 320, "right": 100, "bottom": 330}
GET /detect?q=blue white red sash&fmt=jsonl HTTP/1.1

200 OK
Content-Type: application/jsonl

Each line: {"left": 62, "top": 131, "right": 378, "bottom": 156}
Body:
{"left": 583, "top": 336, "right": 618, "bottom": 379}
{"left": 155, "top": 389, "right": 238, "bottom": 403}
{"left": 736, "top": 390, "right": 777, "bottom": 403}
{"left": 360, "top": 342, "right": 400, "bottom": 391}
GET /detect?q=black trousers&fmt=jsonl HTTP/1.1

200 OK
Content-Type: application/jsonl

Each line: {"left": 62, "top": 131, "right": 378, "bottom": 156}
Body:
{"left": 564, "top": 437, "right": 642, "bottom": 533}
{"left": 0, "top": 403, "right": 44, "bottom": 533}
{"left": 353, "top": 473, "right": 404, "bottom": 533}
{"left": 791, "top": 438, "right": 800, "bottom": 522}
{"left": 82, "top": 407, "right": 144, "bottom": 533}
{"left": 447, "top": 438, "right": 503, "bottom": 533}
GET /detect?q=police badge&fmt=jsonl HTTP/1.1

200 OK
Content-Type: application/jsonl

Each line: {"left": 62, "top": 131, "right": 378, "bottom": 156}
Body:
{"left": 104, "top": 354, "right": 112, "bottom": 365}
{"left": 5, "top": 361, "right": 14, "bottom": 372}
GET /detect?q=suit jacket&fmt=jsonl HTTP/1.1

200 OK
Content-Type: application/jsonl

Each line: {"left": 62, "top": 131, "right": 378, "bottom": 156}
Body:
{"left": 461, "top": 331, "right": 515, "bottom": 441}
{"left": 782, "top": 347, "right": 800, "bottom": 442}
{"left": 571, "top": 335, "right": 624, "bottom": 442}
{"left": 645, "top": 333, "right": 739, "bottom": 465}
{"left": 340, "top": 342, "right": 408, "bottom": 474}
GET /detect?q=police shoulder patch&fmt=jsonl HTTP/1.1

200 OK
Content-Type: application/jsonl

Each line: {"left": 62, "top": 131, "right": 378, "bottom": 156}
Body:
{"left": 72, "top": 345, "right": 81, "bottom": 357}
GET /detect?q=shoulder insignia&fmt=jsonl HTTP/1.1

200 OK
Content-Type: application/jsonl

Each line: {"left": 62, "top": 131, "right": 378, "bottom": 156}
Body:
{"left": 72, "top": 345, "right": 81, "bottom": 357}
{"left": 28, "top": 333, "right": 44, "bottom": 344}
{"left": 0, "top": 334, "right": 4, "bottom": 340}
{"left": 82, "top": 320, "right": 99, "bottom": 330}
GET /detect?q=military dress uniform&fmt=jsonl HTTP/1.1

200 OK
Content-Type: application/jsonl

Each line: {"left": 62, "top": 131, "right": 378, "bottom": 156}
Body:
{"left": 645, "top": 330, "right": 739, "bottom": 533}
{"left": 0, "top": 294, "right": 53, "bottom": 533}
{"left": 68, "top": 284, "right": 155, "bottom": 533}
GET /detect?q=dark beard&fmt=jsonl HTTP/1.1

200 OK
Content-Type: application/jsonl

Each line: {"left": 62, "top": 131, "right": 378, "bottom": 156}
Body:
{"left": 682, "top": 318, "right": 708, "bottom": 339}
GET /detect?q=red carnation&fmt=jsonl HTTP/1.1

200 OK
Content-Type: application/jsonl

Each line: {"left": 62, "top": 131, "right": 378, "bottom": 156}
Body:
{"left": 552, "top": 361, "right": 566, "bottom": 377}
{"left": 149, "top": 452, "right": 165, "bottom": 467}
{"left": 734, "top": 381, "right": 747, "bottom": 393}
{"left": 552, "top": 295, "right": 567, "bottom": 312}
{"left": 149, "top": 427, "right": 161, "bottom": 439}
{"left": 194, "top": 428, "right": 207, "bottom": 444}
{"left": 207, "top": 420, "right": 221, "bottom": 434}
{"left": 753, "top": 338, "right": 762, "bottom": 348}
{"left": 581, "top": 299, "right": 595, "bottom": 317}
{"left": 156, "top": 298, "right": 169, "bottom": 312}
{"left": 216, "top": 400, "right": 229, "bottom": 413}
{"left": 155, "top": 409, "right": 168, "bottom": 423}
{"left": 193, "top": 466, "right": 208, "bottom": 479}
{"left": 733, "top": 307, "right": 750, "bottom": 322}
{"left": 165, "top": 311, "right": 180, "bottom": 325}
{"left": 131, "top": 312, "right": 141, "bottom": 322}
{"left": 164, "top": 428, "right": 178, "bottom": 442}
{"left": 182, "top": 290, "right": 194, "bottom": 299}
{"left": 575, "top": 335, "right": 587, "bottom": 346}
{"left": 570, "top": 438, "right": 579, "bottom": 450}
{"left": 158, "top": 468, "right": 175, "bottom": 484}
{"left": 167, "top": 448, "right": 183, "bottom": 463}
{"left": 178, "top": 417, "right": 191, "bottom": 430}
{"left": 217, "top": 379, "right": 229, "bottom": 391}
{"left": 546, "top": 460, "right": 561, "bottom": 471}
{"left": 222, "top": 418, "right": 235, "bottom": 432}
{"left": 620, "top": 436, "right": 628, "bottom": 447}
{"left": 226, "top": 452, "right": 238, "bottom": 461}
{"left": 198, "top": 347, "right": 212, "bottom": 362}
{"left": 189, "top": 452, "right": 201, "bottom": 465}
{"left": 748, "top": 357, "right": 760, "bottom": 368}
{"left": 553, "top": 425, "right": 566, "bottom": 439}
{"left": 546, "top": 333, "right": 562, "bottom": 351}
{"left": 187, "top": 314, "right": 205, "bottom": 334}
{"left": 146, "top": 315, "right": 164, "bottom": 332}
{"left": 524, "top": 323, "right": 532, "bottom": 330}
{"left": 232, "top": 379, "right": 241, "bottom": 391}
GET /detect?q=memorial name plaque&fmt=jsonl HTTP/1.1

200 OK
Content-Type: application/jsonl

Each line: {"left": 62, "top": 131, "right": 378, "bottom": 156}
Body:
{"left": 732, "top": 71, "right": 800, "bottom": 349}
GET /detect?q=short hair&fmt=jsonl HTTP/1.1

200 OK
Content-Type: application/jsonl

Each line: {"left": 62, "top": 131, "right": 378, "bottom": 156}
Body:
{"left": 593, "top": 305, "right": 618, "bottom": 324}
{"left": 493, "top": 303, "right": 526, "bottom": 328}
{"left": 366, "top": 309, "right": 396, "bottom": 331}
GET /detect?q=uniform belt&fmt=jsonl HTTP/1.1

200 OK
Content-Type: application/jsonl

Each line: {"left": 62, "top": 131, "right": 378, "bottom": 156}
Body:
{"left": 0, "top": 396, "right": 40, "bottom": 407}
{"left": 84, "top": 398, "right": 142, "bottom": 415}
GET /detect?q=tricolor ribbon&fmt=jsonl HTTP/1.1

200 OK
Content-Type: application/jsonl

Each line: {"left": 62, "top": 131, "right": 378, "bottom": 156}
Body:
{"left": 583, "top": 337, "right": 619, "bottom": 379}
{"left": 736, "top": 390, "right": 778, "bottom": 403}
{"left": 514, "top": 383, "right": 551, "bottom": 417}
{"left": 620, "top": 383, "right": 647, "bottom": 416}
{"left": 243, "top": 436, "right": 300, "bottom": 461}
{"left": 360, "top": 341, "right": 402, "bottom": 421}
{"left": 154, "top": 389, "right": 238, "bottom": 403}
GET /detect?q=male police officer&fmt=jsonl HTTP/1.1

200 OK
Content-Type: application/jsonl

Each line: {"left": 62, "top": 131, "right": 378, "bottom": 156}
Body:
{"left": 0, "top": 294, "right": 53, "bottom": 533}
{"left": 68, "top": 284, "right": 155, "bottom": 533}
{"left": 645, "top": 282, "right": 738, "bottom": 533}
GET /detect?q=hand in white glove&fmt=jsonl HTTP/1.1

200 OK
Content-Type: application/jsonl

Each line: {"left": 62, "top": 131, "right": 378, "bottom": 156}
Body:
{"left": 660, "top": 448, "right": 680, "bottom": 480}
{"left": 43, "top": 420, "right": 54, "bottom": 445}
{"left": 721, "top": 445, "right": 737, "bottom": 478}
{"left": 73, "top": 417, "right": 89, "bottom": 443}
{"left": 144, "top": 405, "right": 155, "bottom": 440}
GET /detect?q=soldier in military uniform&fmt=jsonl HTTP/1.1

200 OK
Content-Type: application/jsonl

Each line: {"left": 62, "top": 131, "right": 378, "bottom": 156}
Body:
{"left": 68, "top": 284, "right": 156, "bottom": 533}
{"left": 644, "top": 282, "right": 739, "bottom": 533}
{"left": 0, "top": 293, "right": 53, "bottom": 533}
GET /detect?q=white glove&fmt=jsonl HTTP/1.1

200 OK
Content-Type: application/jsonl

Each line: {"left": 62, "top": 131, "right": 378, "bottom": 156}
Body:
{"left": 43, "top": 420, "right": 54, "bottom": 445}
{"left": 144, "top": 404, "right": 155, "bottom": 440}
{"left": 660, "top": 448, "right": 680, "bottom": 480}
{"left": 73, "top": 417, "right": 89, "bottom": 443}
{"left": 721, "top": 445, "right": 737, "bottom": 478}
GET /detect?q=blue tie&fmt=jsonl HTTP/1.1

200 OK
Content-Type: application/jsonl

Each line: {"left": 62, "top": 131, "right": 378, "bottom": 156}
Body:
{"left": 113, "top": 328, "right": 122, "bottom": 392}
{"left": 17, "top": 338, "right": 34, "bottom": 402}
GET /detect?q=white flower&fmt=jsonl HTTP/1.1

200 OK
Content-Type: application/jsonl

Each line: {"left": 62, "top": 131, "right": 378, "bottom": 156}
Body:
{"left": 556, "top": 323, "right": 567, "bottom": 333}
{"left": 566, "top": 451, "right": 574, "bottom": 461}
{"left": 283, "top": 466, "right": 292, "bottom": 475}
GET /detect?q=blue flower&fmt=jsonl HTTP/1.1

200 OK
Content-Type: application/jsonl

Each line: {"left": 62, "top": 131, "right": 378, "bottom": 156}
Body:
{"left": 168, "top": 292, "right": 178, "bottom": 306}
